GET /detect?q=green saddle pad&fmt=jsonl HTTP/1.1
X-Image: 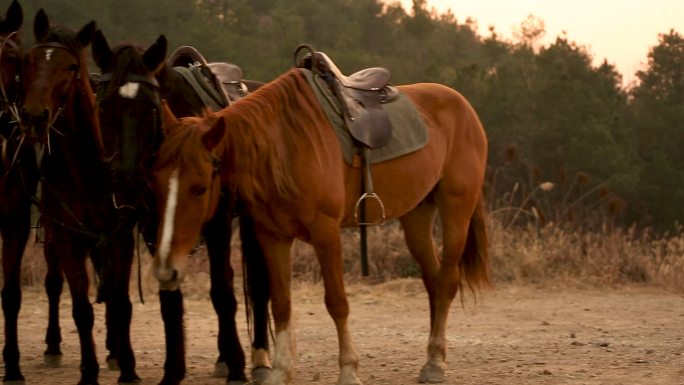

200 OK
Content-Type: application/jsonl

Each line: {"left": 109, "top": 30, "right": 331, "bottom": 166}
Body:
{"left": 300, "top": 68, "right": 428, "bottom": 165}
{"left": 174, "top": 66, "right": 227, "bottom": 112}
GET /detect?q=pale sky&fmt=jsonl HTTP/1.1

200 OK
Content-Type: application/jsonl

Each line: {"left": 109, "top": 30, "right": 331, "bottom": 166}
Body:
{"left": 392, "top": 0, "right": 684, "bottom": 87}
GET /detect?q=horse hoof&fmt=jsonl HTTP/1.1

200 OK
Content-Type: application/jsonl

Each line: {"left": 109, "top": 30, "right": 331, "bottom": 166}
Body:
{"left": 226, "top": 381, "right": 246, "bottom": 385}
{"left": 251, "top": 366, "right": 272, "bottom": 385}
{"left": 337, "top": 365, "right": 363, "bottom": 385}
{"left": 118, "top": 374, "right": 141, "bottom": 384}
{"left": 107, "top": 357, "right": 120, "bottom": 371}
{"left": 118, "top": 379, "right": 141, "bottom": 385}
{"left": 43, "top": 353, "right": 63, "bottom": 367}
{"left": 418, "top": 361, "right": 446, "bottom": 383}
{"left": 2, "top": 370, "right": 25, "bottom": 384}
{"left": 2, "top": 379, "right": 26, "bottom": 385}
{"left": 212, "top": 361, "right": 228, "bottom": 378}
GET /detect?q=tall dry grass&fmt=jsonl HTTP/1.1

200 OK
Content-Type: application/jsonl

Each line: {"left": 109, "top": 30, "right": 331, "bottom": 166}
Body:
{"left": 6, "top": 215, "right": 684, "bottom": 295}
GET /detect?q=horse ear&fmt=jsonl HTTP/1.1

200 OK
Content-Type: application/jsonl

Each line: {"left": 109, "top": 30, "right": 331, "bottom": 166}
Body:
{"left": 142, "top": 35, "right": 167, "bottom": 73}
{"left": 91, "top": 30, "right": 112, "bottom": 72}
{"left": 76, "top": 20, "right": 96, "bottom": 48}
{"left": 3, "top": 0, "right": 23, "bottom": 33}
{"left": 33, "top": 9, "right": 49, "bottom": 42}
{"left": 202, "top": 117, "right": 225, "bottom": 151}
{"left": 160, "top": 100, "right": 179, "bottom": 135}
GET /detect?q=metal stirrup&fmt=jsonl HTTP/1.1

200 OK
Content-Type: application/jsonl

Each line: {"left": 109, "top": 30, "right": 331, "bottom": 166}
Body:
{"left": 354, "top": 147, "right": 386, "bottom": 225}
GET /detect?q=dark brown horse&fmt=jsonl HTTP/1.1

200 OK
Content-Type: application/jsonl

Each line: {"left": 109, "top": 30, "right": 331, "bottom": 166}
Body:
{"left": 19, "top": 10, "right": 140, "bottom": 385}
{"left": 150, "top": 66, "right": 489, "bottom": 384}
{"left": 0, "top": 1, "right": 40, "bottom": 383}
{"left": 91, "top": 30, "right": 271, "bottom": 385}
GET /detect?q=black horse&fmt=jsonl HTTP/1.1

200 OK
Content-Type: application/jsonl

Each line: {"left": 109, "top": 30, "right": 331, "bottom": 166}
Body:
{"left": 0, "top": 1, "right": 40, "bottom": 382}
{"left": 91, "top": 31, "right": 271, "bottom": 385}
{"left": 19, "top": 10, "right": 141, "bottom": 384}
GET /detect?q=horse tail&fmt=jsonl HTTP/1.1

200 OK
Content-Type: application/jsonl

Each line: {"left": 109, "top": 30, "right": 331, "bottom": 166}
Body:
{"left": 460, "top": 195, "right": 491, "bottom": 297}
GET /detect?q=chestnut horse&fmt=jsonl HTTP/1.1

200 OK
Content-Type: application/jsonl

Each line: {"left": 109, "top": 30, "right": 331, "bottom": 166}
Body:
{"left": 151, "top": 67, "right": 489, "bottom": 384}
{"left": 19, "top": 10, "right": 140, "bottom": 384}
{"left": 91, "top": 30, "right": 271, "bottom": 385}
{"left": 0, "top": 1, "right": 40, "bottom": 382}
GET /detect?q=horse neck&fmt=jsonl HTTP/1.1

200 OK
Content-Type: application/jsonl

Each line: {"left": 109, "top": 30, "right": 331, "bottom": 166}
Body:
{"left": 43, "top": 77, "right": 106, "bottom": 185}
{"left": 216, "top": 77, "right": 302, "bottom": 202}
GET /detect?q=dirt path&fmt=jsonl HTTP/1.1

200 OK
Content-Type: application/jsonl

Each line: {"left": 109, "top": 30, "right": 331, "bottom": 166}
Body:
{"left": 7, "top": 280, "right": 684, "bottom": 384}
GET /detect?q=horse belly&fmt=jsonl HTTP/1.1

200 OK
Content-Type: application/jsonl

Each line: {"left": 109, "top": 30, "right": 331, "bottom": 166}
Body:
{"left": 340, "top": 153, "right": 441, "bottom": 228}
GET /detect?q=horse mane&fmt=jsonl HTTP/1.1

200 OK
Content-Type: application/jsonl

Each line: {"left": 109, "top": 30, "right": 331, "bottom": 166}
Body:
{"left": 215, "top": 68, "right": 329, "bottom": 201}
{"left": 157, "top": 68, "right": 329, "bottom": 202}
{"left": 156, "top": 111, "right": 217, "bottom": 175}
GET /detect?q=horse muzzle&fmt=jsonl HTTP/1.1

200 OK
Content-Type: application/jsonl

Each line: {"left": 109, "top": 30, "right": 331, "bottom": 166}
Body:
{"left": 19, "top": 107, "right": 51, "bottom": 143}
{"left": 153, "top": 259, "right": 182, "bottom": 291}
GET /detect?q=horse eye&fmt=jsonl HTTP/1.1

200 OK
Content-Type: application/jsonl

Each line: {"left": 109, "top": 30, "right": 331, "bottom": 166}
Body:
{"left": 68, "top": 64, "right": 79, "bottom": 72}
{"left": 191, "top": 186, "right": 207, "bottom": 196}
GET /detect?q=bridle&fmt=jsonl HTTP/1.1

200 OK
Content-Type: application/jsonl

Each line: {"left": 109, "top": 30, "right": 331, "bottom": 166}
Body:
{"left": 24, "top": 41, "right": 84, "bottom": 145}
{"left": 95, "top": 72, "right": 163, "bottom": 211}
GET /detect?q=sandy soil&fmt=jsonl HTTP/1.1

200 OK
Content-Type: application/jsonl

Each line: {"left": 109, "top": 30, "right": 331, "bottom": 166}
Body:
{"left": 6, "top": 279, "right": 684, "bottom": 385}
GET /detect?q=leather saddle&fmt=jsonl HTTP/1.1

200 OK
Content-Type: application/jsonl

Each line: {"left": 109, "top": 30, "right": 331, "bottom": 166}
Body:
{"left": 295, "top": 44, "right": 397, "bottom": 149}
{"left": 168, "top": 46, "right": 249, "bottom": 108}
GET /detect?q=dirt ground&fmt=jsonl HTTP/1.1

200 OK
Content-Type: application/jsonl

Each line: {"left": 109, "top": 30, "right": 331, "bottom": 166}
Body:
{"left": 6, "top": 279, "right": 684, "bottom": 385}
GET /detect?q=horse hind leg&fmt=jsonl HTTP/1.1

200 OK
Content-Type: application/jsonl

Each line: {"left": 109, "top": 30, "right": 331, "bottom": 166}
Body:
{"left": 420, "top": 194, "right": 488, "bottom": 384}
{"left": 399, "top": 202, "right": 450, "bottom": 383}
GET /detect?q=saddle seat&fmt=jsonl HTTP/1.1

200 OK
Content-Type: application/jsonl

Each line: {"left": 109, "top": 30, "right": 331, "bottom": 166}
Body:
{"left": 168, "top": 46, "right": 249, "bottom": 107}
{"left": 314, "top": 51, "right": 391, "bottom": 91}
{"left": 297, "top": 47, "right": 397, "bottom": 148}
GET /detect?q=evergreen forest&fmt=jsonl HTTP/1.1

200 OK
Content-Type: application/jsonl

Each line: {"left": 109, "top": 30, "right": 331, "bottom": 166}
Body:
{"left": 18, "top": 0, "right": 684, "bottom": 231}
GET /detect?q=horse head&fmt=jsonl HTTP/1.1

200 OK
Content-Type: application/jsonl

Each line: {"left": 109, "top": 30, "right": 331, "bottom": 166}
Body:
{"left": 0, "top": 0, "right": 22, "bottom": 119}
{"left": 19, "top": 9, "right": 95, "bottom": 143}
{"left": 151, "top": 104, "right": 224, "bottom": 290}
{"left": 92, "top": 30, "right": 166, "bottom": 209}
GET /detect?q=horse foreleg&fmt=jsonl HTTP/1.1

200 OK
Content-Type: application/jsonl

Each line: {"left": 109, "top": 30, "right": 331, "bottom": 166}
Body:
{"left": 0, "top": 211, "right": 30, "bottom": 382}
{"left": 159, "top": 289, "right": 185, "bottom": 385}
{"left": 258, "top": 236, "right": 294, "bottom": 385}
{"left": 43, "top": 233, "right": 64, "bottom": 367}
{"left": 312, "top": 230, "right": 362, "bottom": 385}
{"left": 57, "top": 239, "right": 100, "bottom": 385}
{"left": 98, "top": 232, "right": 139, "bottom": 384}
{"left": 203, "top": 197, "right": 248, "bottom": 383}
{"left": 240, "top": 215, "right": 272, "bottom": 385}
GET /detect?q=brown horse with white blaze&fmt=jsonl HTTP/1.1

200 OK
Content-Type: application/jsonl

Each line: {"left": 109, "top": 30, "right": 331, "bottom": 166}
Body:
{"left": 151, "top": 68, "right": 489, "bottom": 384}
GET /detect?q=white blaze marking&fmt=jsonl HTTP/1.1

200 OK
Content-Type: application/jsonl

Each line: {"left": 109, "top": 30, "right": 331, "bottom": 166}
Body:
{"left": 45, "top": 48, "right": 53, "bottom": 61}
{"left": 159, "top": 168, "right": 179, "bottom": 267}
{"left": 118, "top": 82, "right": 140, "bottom": 99}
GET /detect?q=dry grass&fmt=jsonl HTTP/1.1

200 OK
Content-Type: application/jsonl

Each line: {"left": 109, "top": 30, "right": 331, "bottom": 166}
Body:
{"left": 5, "top": 217, "right": 684, "bottom": 296}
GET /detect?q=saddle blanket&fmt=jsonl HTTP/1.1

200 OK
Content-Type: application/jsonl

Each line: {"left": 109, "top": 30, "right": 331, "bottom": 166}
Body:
{"left": 300, "top": 68, "right": 428, "bottom": 165}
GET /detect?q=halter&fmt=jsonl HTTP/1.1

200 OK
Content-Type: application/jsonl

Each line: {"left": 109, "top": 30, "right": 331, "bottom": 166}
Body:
{"left": 25, "top": 41, "right": 83, "bottom": 141}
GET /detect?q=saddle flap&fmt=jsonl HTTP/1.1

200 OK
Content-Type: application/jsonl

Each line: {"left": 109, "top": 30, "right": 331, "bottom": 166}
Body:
{"left": 340, "top": 85, "right": 393, "bottom": 148}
